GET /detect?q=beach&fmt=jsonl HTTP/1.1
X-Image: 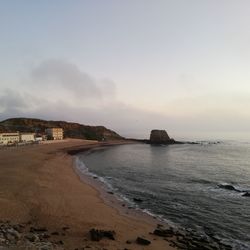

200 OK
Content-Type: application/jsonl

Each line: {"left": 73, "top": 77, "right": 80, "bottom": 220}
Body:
{"left": 0, "top": 139, "right": 175, "bottom": 250}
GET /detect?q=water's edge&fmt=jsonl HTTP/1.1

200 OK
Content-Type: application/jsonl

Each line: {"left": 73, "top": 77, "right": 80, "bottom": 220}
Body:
{"left": 72, "top": 145, "right": 238, "bottom": 250}
{"left": 72, "top": 151, "right": 167, "bottom": 227}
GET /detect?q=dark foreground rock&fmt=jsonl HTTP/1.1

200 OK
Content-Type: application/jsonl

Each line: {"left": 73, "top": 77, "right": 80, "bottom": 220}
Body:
{"left": 30, "top": 226, "right": 48, "bottom": 232}
{"left": 153, "top": 228, "right": 174, "bottom": 237}
{"left": 0, "top": 220, "right": 234, "bottom": 250}
{"left": 89, "top": 228, "right": 115, "bottom": 241}
{"left": 136, "top": 237, "right": 151, "bottom": 245}
{"left": 0, "top": 221, "right": 57, "bottom": 249}
{"left": 152, "top": 225, "right": 233, "bottom": 250}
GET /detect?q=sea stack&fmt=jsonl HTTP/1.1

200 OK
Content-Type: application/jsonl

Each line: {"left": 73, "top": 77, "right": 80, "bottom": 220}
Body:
{"left": 149, "top": 130, "right": 174, "bottom": 144}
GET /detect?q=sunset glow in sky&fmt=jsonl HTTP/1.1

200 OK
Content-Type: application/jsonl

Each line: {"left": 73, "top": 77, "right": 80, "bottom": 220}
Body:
{"left": 1, "top": 1, "right": 250, "bottom": 140}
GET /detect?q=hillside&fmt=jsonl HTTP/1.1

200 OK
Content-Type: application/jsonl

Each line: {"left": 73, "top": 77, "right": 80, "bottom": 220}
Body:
{"left": 0, "top": 118, "right": 123, "bottom": 141}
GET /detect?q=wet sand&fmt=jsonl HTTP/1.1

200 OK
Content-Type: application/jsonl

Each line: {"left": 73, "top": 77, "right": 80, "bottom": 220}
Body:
{"left": 0, "top": 139, "right": 175, "bottom": 249}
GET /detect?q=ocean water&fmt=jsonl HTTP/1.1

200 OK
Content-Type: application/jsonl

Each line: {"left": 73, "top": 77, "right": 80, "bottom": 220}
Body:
{"left": 76, "top": 142, "right": 250, "bottom": 249}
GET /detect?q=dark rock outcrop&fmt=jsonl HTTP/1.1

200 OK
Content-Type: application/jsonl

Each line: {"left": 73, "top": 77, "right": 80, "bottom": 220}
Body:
{"left": 218, "top": 184, "right": 239, "bottom": 191}
{"left": 30, "top": 227, "right": 48, "bottom": 233}
{"left": 133, "top": 198, "right": 143, "bottom": 203}
{"left": 152, "top": 225, "right": 233, "bottom": 250}
{"left": 89, "top": 229, "right": 115, "bottom": 241}
{"left": 218, "top": 184, "right": 250, "bottom": 197}
{"left": 242, "top": 192, "right": 250, "bottom": 197}
{"left": 149, "top": 130, "right": 175, "bottom": 144}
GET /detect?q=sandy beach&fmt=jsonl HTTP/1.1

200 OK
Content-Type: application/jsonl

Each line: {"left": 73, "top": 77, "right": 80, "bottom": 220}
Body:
{"left": 0, "top": 139, "right": 175, "bottom": 250}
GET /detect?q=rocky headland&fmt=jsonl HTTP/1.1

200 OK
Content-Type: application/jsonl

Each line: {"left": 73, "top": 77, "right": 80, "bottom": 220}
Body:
{"left": 0, "top": 118, "right": 123, "bottom": 141}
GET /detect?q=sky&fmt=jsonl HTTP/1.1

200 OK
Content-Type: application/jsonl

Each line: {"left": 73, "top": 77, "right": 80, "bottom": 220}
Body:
{"left": 0, "top": 1, "right": 250, "bottom": 140}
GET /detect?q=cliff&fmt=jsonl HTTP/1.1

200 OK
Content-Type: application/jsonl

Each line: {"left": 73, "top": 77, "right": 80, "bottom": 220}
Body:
{"left": 0, "top": 118, "right": 123, "bottom": 141}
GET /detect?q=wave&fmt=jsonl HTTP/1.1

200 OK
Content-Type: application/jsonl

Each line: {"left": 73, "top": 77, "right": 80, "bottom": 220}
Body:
{"left": 188, "top": 178, "right": 215, "bottom": 185}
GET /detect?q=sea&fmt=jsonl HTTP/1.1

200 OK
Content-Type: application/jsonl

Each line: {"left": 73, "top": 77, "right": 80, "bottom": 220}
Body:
{"left": 75, "top": 141, "right": 250, "bottom": 250}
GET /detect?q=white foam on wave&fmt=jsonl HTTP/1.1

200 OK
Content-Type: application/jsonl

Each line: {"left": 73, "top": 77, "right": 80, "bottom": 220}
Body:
{"left": 74, "top": 156, "right": 114, "bottom": 191}
{"left": 74, "top": 156, "right": 91, "bottom": 175}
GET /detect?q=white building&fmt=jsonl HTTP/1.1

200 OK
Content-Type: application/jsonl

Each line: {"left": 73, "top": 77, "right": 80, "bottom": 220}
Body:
{"left": 19, "top": 133, "right": 35, "bottom": 142}
{"left": 0, "top": 132, "right": 20, "bottom": 145}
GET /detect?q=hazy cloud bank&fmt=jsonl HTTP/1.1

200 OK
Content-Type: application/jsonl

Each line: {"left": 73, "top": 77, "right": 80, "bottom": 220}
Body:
{"left": 0, "top": 59, "right": 165, "bottom": 138}
{"left": 1, "top": 59, "right": 250, "bottom": 140}
{"left": 24, "top": 59, "right": 117, "bottom": 107}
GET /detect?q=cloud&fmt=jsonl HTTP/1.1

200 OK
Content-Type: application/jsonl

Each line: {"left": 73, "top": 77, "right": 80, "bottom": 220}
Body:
{"left": 29, "top": 59, "right": 116, "bottom": 101}
{"left": 0, "top": 89, "right": 28, "bottom": 111}
{"left": 0, "top": 88, "right": 42, "bottom": 116}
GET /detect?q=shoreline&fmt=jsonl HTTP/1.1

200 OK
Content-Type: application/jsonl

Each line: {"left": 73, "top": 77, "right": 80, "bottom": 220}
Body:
{"left": 66, "top": 141, "right": 179, "bottom": 248}
{"left": 0, "top": 139, "right": 176, "bottom": 249}
{"left": 0, "top": 139, "right": 235, "bottom": 250}
{"left": 69, "top": 141, "right": 235, "bottom": 250}
{"left": 72, "top": 149, "right": 170, "bottom": 229}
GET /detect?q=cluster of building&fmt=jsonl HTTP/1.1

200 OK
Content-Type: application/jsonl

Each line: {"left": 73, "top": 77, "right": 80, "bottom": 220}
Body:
{"left": 0, "top": 128, "right": 63, "bottom": 145}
